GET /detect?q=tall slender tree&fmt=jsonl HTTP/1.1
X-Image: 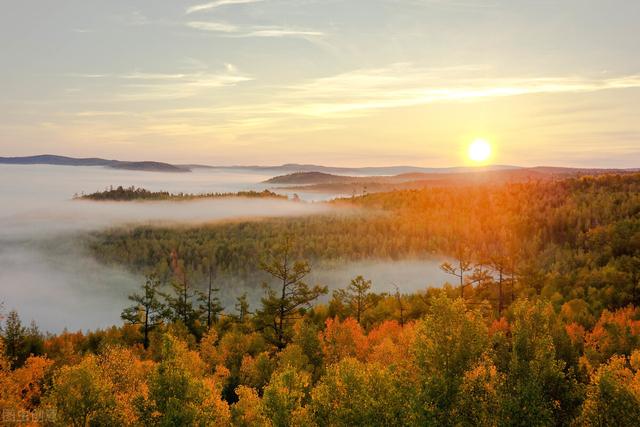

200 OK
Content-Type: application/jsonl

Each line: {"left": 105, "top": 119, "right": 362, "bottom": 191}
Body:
{"left": 121, "top": 273, "right": 166, "bottom": 349}
{"left": 334, "top": 276, "right": 374, "bottom": 323}
{"left": 256, "top": 238, "right": 327, "bottom": 349}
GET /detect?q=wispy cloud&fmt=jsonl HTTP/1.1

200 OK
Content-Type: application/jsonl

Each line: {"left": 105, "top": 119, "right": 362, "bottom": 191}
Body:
{"left": 186, "top": 21, "right": 238, "bottom": 33}
{"left": 186, "top": 0, "right": 264, "bottom": 15}
{"left": 68, "top": 66, "right": 252, "bottom": 101}
{"left": 275, "top": 64, "right": 640, "bottom": 116}
{"left": 186, "top": 21, "right": 324, "bottom": 38}
{"left": 241, "top": 27, "right": 325, "bottom": 38}
{"left": 58, "top": 64, "right": 640, "bottom": 143}
{"left": 116, "top": 71, "right": 252, "bottom": 101}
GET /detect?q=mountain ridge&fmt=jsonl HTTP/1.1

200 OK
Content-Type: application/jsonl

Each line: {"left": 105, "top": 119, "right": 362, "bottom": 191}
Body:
{"left": 0, "top": 155, "right": 191, "bottom": 173}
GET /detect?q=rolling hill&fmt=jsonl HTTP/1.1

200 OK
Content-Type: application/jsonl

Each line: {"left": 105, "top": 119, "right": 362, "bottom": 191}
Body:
{"left": 0, "top": 155, "right": 191, "bottom": 173}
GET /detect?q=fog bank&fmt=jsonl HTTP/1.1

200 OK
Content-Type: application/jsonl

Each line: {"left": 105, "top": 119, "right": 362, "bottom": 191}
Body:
{"left": 0, "top": 165, "right": 333, "bottom": 331}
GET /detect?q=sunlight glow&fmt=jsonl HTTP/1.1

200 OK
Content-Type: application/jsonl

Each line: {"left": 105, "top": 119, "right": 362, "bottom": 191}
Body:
{"left": 468, "top": 139, "right": 492, "bottom": 163}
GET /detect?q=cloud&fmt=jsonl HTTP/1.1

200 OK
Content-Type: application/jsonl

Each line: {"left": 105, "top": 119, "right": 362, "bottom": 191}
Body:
{"left": 276, "top": 64, "right": 640, "bottom": 116}
{"left": 186, "top": 21, "right": 324, "bottom": 38}
{"left": 186, "top": 21, "right": 238, "bottom": 32}
{"left": 241, "top": 27, "right": 325, "bottom": 38}
{"left": 69, "top": 67, "right": 252, "bottom": 101}
{"left": 186, "top": 0, "right": 264, "bottom": 15}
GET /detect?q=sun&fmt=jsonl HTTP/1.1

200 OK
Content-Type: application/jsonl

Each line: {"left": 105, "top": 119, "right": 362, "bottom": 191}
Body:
{"left": 468, "top": 139, "right": 492, "bottom": 163}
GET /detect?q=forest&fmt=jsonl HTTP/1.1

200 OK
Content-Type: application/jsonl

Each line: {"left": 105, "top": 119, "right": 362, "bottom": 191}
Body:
{"left": 76, "top": 186, "right": 287, "bottom": 201}
{"left": 2, "top": 173, "right": 640, "bottom": 425}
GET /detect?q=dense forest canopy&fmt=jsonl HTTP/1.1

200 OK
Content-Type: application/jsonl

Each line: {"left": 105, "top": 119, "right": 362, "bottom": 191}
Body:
{"left": 2, "top": 172, "right": 640, "bottom": 425}
{"left": 89, "top": 174, "right": 640, "bottom": 315}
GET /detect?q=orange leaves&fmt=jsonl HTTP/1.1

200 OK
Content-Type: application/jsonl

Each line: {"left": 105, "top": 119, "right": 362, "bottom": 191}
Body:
{"left": 0, "top": 356, "right": 53, "bottom": 411}
{"left": 584, "top": 306, "right": 640, "bottom": 367}
{"left": 319, "top": 318, "right": 417, "bottom": 367}
{"left": 565, "top": 323, "right": 586, "bottom": 346}
{"left": 319, "top": 317, "right": 368, "bottom": 365}
{"left": 366, "top": 320, "right": 415, "bottom": 365}
{"left": 489, "top": 317, "right": 510, "bottom": 337}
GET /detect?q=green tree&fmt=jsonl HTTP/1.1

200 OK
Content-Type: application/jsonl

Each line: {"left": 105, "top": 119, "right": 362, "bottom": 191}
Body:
{"left": 310, "top": 358, "right": 408, "bottom": 426}
{"left": 256, "top": 239, "right": 327, "bottom": 349}
{"left": 411, "top": 295, "right": 489, "bottom": 425}
{"left": 137, "top": 334, "right": 230, "bottom": 426}
{"left": 121, "top": 273, "right": 166, "bottom": 349}
{"left": 235, "top": 293, "right": 251, "bottom": 323}
{"left": 333, "top": 275, "right": 374, "bottom": 323}
{"left": 163, "top": 255, "right": 203, "bottom": 338}
{"left": 580, "top": 352, "right": 640, "bottom": 426}
{"left": 499, "top": 300, "right": 580, "bottom": 426}
{"left": 48, "top": 355, "right": 120, "bottom": 427}
{"left": 200, "top": 257, "right": 223, "bottom": 328}
{"left": 262, "top": 365, "right": 311, "bottom": 427}
{"left": 1, "top": 310, "right": 39, "bottom": 367}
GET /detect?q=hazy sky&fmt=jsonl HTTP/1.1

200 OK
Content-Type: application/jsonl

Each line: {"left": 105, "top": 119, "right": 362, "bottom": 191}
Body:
{"left": 1, "top": 0, "right": 638, "bottom": 167}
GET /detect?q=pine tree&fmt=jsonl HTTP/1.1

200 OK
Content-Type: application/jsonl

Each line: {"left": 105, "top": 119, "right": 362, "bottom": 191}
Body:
{"left": 256, "top": 239, "right": 327, "bottom": 349}
{"left": 121, "top": 274, "right": 166, "bottom": 349}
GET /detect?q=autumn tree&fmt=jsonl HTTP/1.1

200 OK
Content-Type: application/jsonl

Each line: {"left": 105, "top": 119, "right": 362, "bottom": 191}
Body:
{"left": 136, "top": 334, "right": 230, "bottom": 426}
{"left": 499, "top": 300, "right": 581, "bottom": 426}
{"left": 231, "top": 386, "right": 270, "bottom": 427}
{"left": 256, "top": 239, "right": 327, "bottom": 349}
{"left": 310, "top": 358, "right": 408, "bottom": 426}
{"left": 580, "top": 351, "right": 640, "bottom": 426}
{"left": 262, "top": 365, "right": 311, "bottom": 427}
{"left": 411, "top": 295, "right": 489, "bottom": 424}
{"left": 48, "top": 355, "right": 121, "bottom": 427}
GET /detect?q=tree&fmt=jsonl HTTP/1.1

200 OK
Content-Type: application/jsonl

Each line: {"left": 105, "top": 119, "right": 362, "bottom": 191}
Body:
{"left": 319, "top": 317, "right": 368, "bottom": 365}
{"left": 48, "top": 355, "right": 121, "bottom": 427}
{"left": 481, "top": 226, "right": 517, "bottom": 316}
{"left": 411, "top": 295, "right": 489, "bottom": 424}
{"left": 333, "top": 276, "right": 374, "bottom": 323}
{"left": 453, "top": 355, "right": 504, "bottom": 426}
{"left": 200, "top": 257, "right": 223, "bottom": 329}
{"left": 231, "top": 386, "right": 270, "bottom": 427}
{"left": 580, "top": 352, "right": 640, "bottom": 426}
{"left": 137, "top": 334, "right": 231, "bottom": 426}
{"left": 262, "top": 365, "right": 311, "bottom": 427}
{"left": 2, "top": 310, "right": 25, "bottom": 367}
{"left": 121, "top": 274, "right": 166, "bottom": 349}
{"left": 310, "top": 358, "right": 408, "bottom": 426}
{"left": 440, "top": 247, "right": 487, "bottom": 299}
{"left": 256, "top": 239, "right": 327, "bottom": 349}
{"left": 163, "top": 252, "right": 203, "bottom": 336}
{"left": 235, "top": 293, "right": 251, "bottom": 323}
{"left": 499, "top": 300, "right": 580, "bottom": 426}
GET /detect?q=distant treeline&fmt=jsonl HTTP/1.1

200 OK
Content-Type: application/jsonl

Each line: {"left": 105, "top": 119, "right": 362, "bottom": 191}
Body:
{"left": 76, "top": 185, "right": 288, "bottom": 201}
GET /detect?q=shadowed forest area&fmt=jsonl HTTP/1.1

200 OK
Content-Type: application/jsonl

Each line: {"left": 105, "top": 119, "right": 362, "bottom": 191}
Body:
{"left": 2, "top": 173, "right": 640, "bottom": 425}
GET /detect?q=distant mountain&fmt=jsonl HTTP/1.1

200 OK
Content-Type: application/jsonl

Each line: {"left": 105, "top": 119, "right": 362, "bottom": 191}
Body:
{"left": 0, "top": 155, "right": 191, "bottom": 173}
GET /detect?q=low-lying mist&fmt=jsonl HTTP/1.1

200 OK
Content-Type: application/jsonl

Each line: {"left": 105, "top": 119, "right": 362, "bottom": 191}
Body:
{"left": 0, "top": 165, "right": 334, "bottom": 331}
{"left": 0, "top": 164, "right": 449, "bottom": 332}
{"left": 156, "top": 258, "right": 450, "bottom": 324}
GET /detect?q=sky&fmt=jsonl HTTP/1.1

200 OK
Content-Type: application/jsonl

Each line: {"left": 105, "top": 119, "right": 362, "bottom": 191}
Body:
{"left": 1, "top": 0, "right": 639, "bottom": 167}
